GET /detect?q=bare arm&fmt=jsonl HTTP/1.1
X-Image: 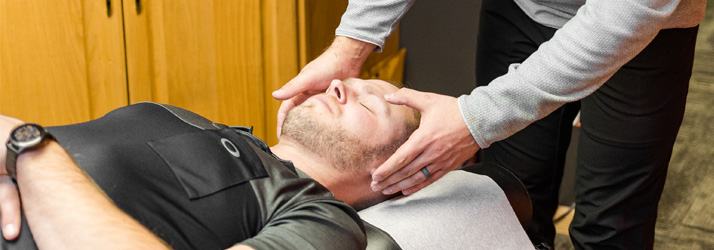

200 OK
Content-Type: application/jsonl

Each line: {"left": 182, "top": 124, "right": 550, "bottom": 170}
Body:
{"left": 1, "top": 115, "right": 169, "bottom": 250}
{"left": 17, "top": 142, "right": 170, "bottom": 250}
{"left": 227, "top": 245, "right": 255, "bottom": 250}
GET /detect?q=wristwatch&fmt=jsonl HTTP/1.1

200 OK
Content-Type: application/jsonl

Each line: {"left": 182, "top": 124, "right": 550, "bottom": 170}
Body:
{"left": 5, "top": 123, "right": 55, "bottom": 179}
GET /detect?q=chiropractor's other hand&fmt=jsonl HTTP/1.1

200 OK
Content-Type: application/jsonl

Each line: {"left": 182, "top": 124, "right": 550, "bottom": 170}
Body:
{"left": 0, "top": 114, "right": 25, "bottom": 240}
{"left": 371, "top": 88, "right": 480, "bottom": 195}
{"left": 272, "top": 36, "right": 376, "bottom": 139}
{"left": 273, "top": 56, "right": 346, "bottom": 139}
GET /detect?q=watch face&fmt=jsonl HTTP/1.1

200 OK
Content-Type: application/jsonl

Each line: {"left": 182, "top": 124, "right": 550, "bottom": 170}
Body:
{"left": 10, "top": 124, "right": 45, "bottom": 148}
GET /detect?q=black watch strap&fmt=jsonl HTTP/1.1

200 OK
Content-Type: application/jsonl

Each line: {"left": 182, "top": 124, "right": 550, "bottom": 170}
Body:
{"left": 5, "top": 123, "right": 55, "bottom": 179}
{"left": 5, "top": 143, "right": 19, "bottom": 179}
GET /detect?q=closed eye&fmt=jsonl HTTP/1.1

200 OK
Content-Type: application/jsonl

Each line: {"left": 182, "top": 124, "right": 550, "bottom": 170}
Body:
{"left": 360, "top": 103, "right": 372, "bottom": 112}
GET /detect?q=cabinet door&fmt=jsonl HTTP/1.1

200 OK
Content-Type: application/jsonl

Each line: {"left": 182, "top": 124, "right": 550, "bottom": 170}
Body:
{"left": 0, "top": 0, "right": 128, "bottom": 125}
{"left": 123, "top": 0, "right": 296, "bottom": 145}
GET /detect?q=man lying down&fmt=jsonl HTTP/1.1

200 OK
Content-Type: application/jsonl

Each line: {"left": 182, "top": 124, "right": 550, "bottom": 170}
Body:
{"left": 0, "top": 78, "right": 532, "bottom": 249}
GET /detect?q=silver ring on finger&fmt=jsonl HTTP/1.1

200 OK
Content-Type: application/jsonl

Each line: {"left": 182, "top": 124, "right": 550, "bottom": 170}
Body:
{"left": 420, "top": 166, "right": 431, "bottom": 179}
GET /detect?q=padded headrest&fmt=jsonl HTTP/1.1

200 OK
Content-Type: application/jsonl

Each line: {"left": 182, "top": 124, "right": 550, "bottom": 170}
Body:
{"left": 461, "top": 163, "right": 532, "bottom": 230}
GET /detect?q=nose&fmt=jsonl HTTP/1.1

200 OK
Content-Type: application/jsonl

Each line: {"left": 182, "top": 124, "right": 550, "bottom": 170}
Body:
{"left": 326, "top": 79, "right": 347, "bottom": 104}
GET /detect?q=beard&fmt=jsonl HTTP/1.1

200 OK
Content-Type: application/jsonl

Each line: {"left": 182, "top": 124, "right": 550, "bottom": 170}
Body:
{"left": 281, "top": 106, "right": 395, "bottom": 173}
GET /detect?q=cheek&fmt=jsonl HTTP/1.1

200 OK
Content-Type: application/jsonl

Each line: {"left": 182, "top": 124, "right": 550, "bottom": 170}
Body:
{"left": 340, "top": 110, "right": 378, "bottom": 138}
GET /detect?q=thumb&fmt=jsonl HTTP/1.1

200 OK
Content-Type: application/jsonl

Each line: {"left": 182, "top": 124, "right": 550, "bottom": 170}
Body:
{"left": 272, "top": 76, "right": 309, "bottom": 100}
{"left": 384, "top": 88, "right": 429, "bottom": 111}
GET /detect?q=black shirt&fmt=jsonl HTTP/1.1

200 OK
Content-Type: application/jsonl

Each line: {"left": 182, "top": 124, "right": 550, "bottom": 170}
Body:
{"left": 2, "top": 102, "right": 370, "bottom": 250}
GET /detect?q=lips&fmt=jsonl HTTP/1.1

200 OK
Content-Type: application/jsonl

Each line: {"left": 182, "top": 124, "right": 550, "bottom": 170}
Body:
{"left": 310, "top": 95, "right": 336, "bottom": 114}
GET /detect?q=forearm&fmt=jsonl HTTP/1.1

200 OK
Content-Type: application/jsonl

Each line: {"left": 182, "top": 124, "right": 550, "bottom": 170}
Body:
{"left": 460, "top": 0, "right": 683, "bottom": 148}
{"left": 16, "top": 142, "right": 169, "bottom": 250}
{"left": 325, "top": 36, "right": 377, "bottom": 77}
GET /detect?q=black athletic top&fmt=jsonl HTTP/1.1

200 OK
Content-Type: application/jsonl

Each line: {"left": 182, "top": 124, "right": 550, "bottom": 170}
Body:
{"left": 1, "top": 102, "right": 374, "bottom": 250}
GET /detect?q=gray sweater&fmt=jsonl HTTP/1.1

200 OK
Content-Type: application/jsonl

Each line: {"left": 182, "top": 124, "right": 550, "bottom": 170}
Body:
{"left": 336, "top": 0, "right": 706, "bottom": 148}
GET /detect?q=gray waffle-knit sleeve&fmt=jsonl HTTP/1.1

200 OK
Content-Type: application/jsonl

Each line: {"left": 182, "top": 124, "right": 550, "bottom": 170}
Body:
{"left": 458, "top": 0, "right": 697, "bottom": 148}
{"left": 335, "top": 0, "right": 415, "bottom": 52}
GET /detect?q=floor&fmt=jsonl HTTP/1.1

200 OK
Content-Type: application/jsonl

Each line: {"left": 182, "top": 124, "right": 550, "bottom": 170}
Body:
{"left": 553, "top": 2, "right": 714, "bottom": 249}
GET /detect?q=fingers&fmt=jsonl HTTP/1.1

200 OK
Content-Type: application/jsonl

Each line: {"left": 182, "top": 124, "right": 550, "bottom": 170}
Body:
{"left": 371, "top": 130, "right": 426, "bottom": 184}
{"left": 384, "top": 88, "right": 429, "bottom": 111}
{"left": 375, "top": 150, "right": 456, "bottom": 195}
{"left": 402, "top": 169, "right": 448, "bottom": 196}
{"left": 0, "top": 175, "right": 21, "bottom": 240}
{"left": 371, "top": 93, "right": 481, "bottom": 195}
{"left": 371, "top": 150, "right": 427, "bottom": 194}
{"left": 273, "top": 43, "right": 365, "bottom": 138}
{"left": 276, "top": 93, "right": 313, "bottom": 139}
{"left": 276, "top": 99, "right": 296, "bottom": 139}
{"left": 272, "top": 53, "right": 347, "bottom": 101}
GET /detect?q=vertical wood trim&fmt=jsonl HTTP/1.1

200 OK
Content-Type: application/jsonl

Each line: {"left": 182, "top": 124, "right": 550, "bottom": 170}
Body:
{"left": 262, "top": 0, "right": 299, "bottom": 145}
{"left": 297, "top": 0, "right": 308, "bottom": 68}
{"left": 124, "top": 0, "right": 151, "bottom": 103}
{"left": 84, "top": 0, "right": 129, "bottom": 118}
{"left": 162, "top": 0, "right": 219, "bottom": 115}
{"left": 213, "top": 0, "right": 265, "bottom": 138}
{"left": 147, "top": 0, "right": 169, "bottom": 103}
{"left": 125, "top": 0, "right": 170, "bottom": 104}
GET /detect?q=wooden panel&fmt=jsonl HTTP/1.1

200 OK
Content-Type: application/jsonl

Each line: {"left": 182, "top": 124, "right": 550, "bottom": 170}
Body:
{"left": 163, "top": 0, "right": 220, "bottom": 114}
{"left": 362, "top": 28, "right": 401, "bottom": 74}
{"left": 0, "top": 0, "right": 126, "bottom": 125}
{"left": 262, "top": 0, "right": 299, "bottom": 145}
{"left": 359, "top": 48, "right": 406, "bottom": 84}
{"left": 123, "top": 0, "right": 163, "bottom": 103}
{"left": 214, "top": 0, "right": 266, "bottom": 139}
{"left": 125, "top": 0, "right": 267, "bottom": 140}
{"left": 84, "top": 0, "right": 130, "bottom": 118}
{"left": 298, "top": 0, "right": 348, "bottom": 67}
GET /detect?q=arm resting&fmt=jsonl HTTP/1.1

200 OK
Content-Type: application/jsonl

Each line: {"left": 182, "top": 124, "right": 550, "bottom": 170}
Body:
{"left": 16, "top": 142, "right": 170, "bottom": 250}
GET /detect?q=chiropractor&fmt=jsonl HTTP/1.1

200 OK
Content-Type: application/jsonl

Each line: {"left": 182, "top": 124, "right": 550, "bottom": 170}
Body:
{"left": 273, "top": 0, "right": 706, "bottom": 248}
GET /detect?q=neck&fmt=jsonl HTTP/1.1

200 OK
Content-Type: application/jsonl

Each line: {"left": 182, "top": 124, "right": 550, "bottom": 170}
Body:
{"left": 270, "top": 140, "right": 378, "bottom": 209}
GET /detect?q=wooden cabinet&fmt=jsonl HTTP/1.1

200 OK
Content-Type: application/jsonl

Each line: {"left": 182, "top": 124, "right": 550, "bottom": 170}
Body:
{"left": 122, "top": 0, "right": 295, "bottom": 144}
{"left": 1, "top": 0, "right": 401, "bottom": 146}
{"left": 0, "top": 0, "right": 128, "bottom": 125}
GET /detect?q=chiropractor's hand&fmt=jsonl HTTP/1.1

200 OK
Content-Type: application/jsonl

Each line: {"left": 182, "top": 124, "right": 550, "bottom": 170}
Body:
{"left": 370, "top": 88, "right": 480, "bottom": 195}
{"left": 272, "top": 36, "right": 376, "bottom": 139}
{"left": 272, "top": 54, "right": 352, "bottom": 138}
{"left": 0, "top": 114, "right": 25, "bottom": 240}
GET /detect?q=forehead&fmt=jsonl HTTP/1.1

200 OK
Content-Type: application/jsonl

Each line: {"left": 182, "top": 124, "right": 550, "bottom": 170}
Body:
{"left": 344, "top": 78, "right": 399, "bottom": 95}
{"left": 346, "top": 78, "right": 415, "bottom": 122}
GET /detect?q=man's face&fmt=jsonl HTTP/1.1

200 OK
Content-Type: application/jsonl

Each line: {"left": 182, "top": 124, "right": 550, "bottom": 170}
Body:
{"left": 281, "top": 78, "right": 415, "bottom": 172}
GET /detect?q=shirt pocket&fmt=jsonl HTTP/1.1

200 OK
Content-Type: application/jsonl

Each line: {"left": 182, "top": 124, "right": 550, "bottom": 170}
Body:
{"left": 147, "top": 128, "right": 268, "bottom": 199}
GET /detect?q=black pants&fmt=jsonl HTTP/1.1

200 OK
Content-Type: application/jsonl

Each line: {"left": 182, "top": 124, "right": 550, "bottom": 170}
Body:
{"left": 475, "top": 0, "right": 698, "bottom": 249}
